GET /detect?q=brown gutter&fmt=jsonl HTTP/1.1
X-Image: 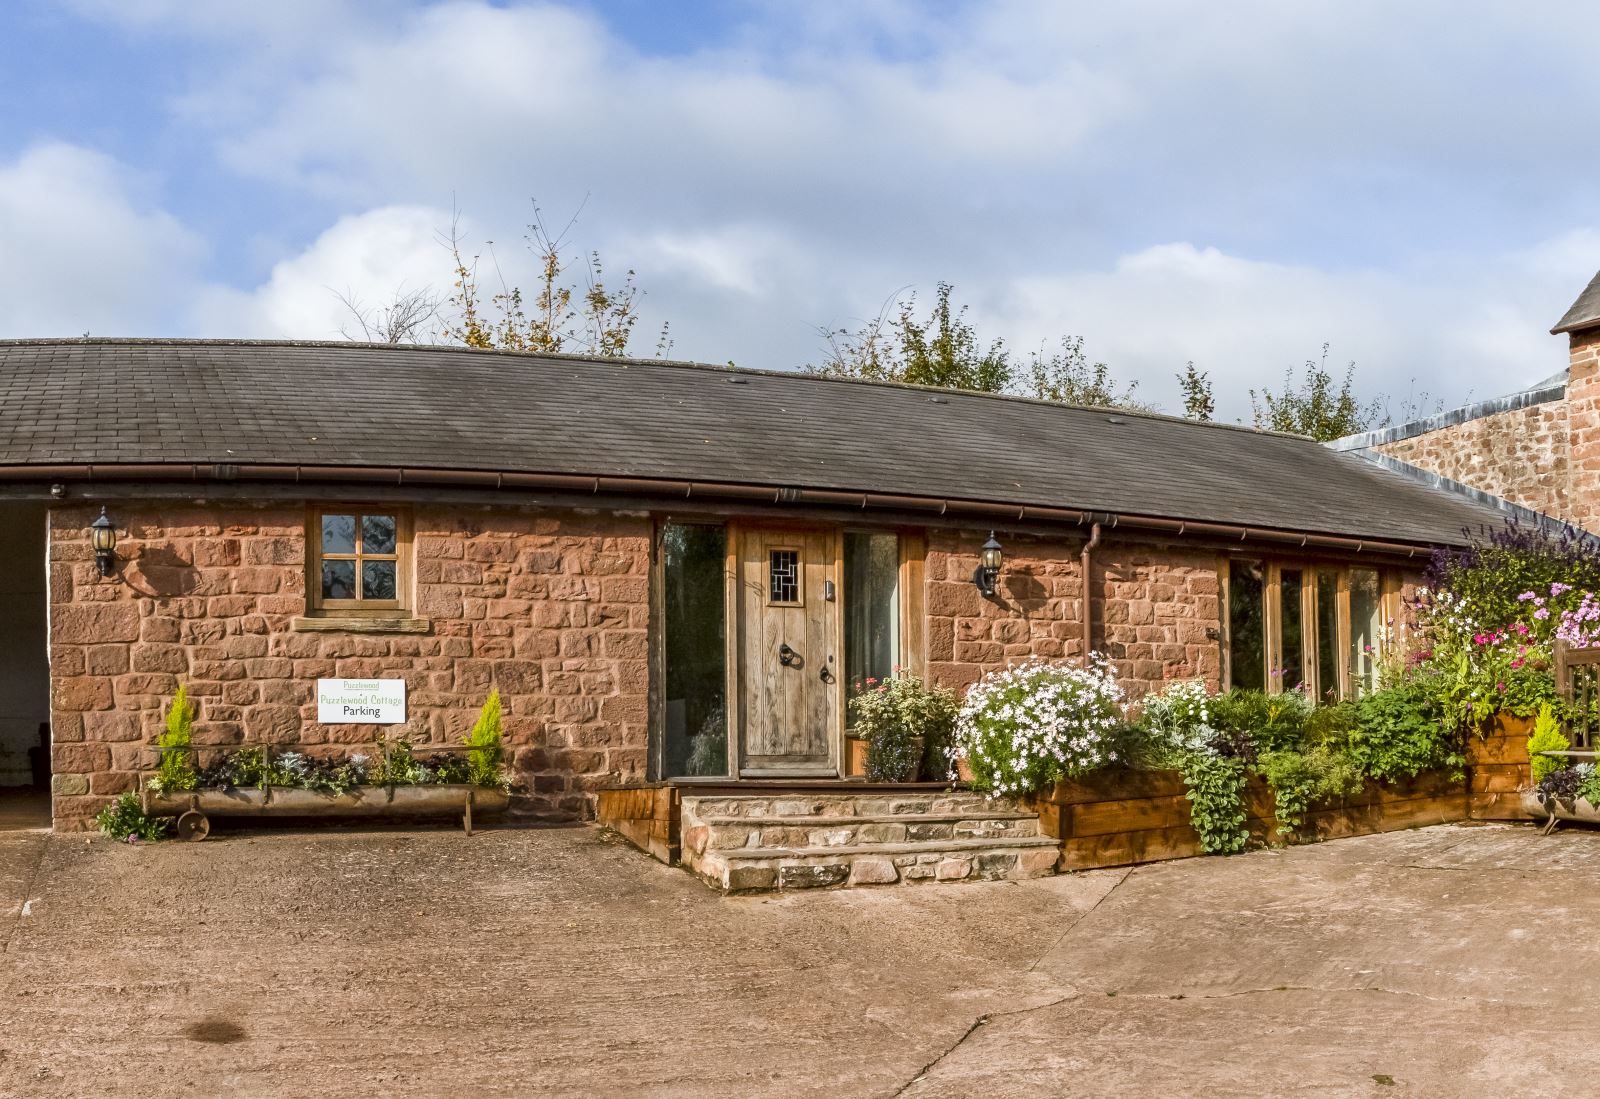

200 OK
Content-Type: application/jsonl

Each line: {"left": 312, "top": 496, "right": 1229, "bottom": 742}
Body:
{"left": 0, "top": 461, "right": 1436, "bottom": 556}
{"left": 1080, "top": 519, "right": 1105, "bottom": 665}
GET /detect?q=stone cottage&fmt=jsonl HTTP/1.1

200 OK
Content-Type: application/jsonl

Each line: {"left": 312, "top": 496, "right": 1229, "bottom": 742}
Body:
{"left": 0, "top": 339, "right": 1514, "bottom": 837}
{"left": 1331, "top": 268, "right": 1600, "bottom": 531}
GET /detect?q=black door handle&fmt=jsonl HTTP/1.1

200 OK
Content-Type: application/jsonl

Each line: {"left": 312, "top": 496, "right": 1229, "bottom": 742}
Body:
{"left": 819, "top": 665, "right": 835, "bottom": 685}
{"left": 778, "top": 643, "right": 798, "bottom": 667}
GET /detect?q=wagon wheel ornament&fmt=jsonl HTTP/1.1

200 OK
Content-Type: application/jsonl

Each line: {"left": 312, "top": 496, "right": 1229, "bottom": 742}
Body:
{"left": 175, "top": 809, "right": 210, "bottom": 842}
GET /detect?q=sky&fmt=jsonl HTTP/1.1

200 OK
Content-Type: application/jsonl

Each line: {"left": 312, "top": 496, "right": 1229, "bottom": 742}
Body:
{"left": 2, "top": 0, "right": 1599, "bottom": 421}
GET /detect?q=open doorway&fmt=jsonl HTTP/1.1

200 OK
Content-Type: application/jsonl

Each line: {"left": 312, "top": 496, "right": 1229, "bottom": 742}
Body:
{"left": 0, "top": 502, "right": 50, "bottom": 827}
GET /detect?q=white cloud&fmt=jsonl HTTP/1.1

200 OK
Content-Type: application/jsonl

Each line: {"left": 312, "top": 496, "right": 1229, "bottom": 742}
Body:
{"left": 0, "top": 143, "right": 204, "bottom": 337}
{"left": 192, "top": 205, "right": 456, "bottom": 340}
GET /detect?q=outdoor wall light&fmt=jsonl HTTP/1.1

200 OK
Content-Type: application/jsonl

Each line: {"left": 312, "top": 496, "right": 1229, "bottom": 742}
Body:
{"left": 89, "top": 506, "right": 118, "bottom": 577}
{"left": 973, "top": 531, "right": 1004, "bottom": 598}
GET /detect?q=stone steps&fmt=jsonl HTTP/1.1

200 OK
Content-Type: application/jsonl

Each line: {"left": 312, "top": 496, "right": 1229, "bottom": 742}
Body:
{"left": 692, "top": 811, "right": 1042, "bottom": 851}
{"left": 678, "top": 791, "right": 1059, "bottom": 892}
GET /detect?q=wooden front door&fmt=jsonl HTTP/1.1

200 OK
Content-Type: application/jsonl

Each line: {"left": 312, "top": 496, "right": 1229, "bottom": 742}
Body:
{"left": 735, "top": 526, "right": 839, "bottom": 775}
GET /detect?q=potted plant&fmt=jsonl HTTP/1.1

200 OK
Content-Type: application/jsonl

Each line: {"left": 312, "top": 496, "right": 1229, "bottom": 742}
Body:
{"left": 847, "top": 674, "right": 958, "bottom": 782}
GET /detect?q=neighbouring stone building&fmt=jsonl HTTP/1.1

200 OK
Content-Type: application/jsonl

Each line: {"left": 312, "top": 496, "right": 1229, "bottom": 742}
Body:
{"left": 1331, "top": 269, "right": 1600, "bottom": 533}
{"left": 0, "top": 339, "right": 1516, "bottom": 833}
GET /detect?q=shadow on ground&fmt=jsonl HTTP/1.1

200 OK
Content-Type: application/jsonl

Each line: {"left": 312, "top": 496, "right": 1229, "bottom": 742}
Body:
{"left": 0, "top": 820, "right": 1585, "bottom": 1097}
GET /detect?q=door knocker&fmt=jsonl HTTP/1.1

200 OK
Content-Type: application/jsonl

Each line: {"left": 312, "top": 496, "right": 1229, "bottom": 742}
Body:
{"left": 778, "top": 643, "right": 802, "bottom": 668}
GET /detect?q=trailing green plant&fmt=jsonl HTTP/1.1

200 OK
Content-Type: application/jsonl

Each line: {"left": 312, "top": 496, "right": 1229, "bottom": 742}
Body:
{"left": 1528, "top": 701, "right": 1570, "bottom": 784}
{"left": 1178, "top": 752, "right": 1250, "bottom": 854}
{"left": 95, "top": 792, "right": 169, "bottom": 842}
{"left": 850, "top": 674, "right": 957, "bottom": 782}
{"left": 953, "top": 656, "right": 1124, "bottom": 796}
{"left": 466, "top": 689, "right": 508, "bottom": 788}
{"left": 1257, "top": 745, "right": 1364, "bottom": 835}
{"left": 1345, "top": 674, "right": 1461, "bottom": 783}
{"left": 152, "top": 685, "right": 198, "bottom": 794}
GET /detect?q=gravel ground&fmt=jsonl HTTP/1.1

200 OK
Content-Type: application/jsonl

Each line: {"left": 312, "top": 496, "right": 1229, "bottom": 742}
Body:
{"left": 0, "top": 816, "right": 1588, "bottom": 1098}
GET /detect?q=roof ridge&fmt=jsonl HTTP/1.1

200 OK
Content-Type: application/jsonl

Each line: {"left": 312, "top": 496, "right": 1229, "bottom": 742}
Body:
{"left": 0, "top": 336, "right": 1314, "bottom": 443}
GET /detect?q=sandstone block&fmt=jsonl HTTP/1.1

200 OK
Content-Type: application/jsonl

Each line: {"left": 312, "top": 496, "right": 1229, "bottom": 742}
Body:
{"left": 935, "top": 857, "right": 972, "bottom": 881}
{"left": 848, "top": 857, "right": 899, "bottom": 885}
{"left": 52, "top": 603, "right": 140, "bottom": 644}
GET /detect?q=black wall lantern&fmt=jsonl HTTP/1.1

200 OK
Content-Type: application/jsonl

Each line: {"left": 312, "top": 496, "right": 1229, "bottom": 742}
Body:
{"left": 89, "top": 507, "right": 118, "bottom": 577}
{"left": 973, "top": 531, "right": 1004, "bottom": 598}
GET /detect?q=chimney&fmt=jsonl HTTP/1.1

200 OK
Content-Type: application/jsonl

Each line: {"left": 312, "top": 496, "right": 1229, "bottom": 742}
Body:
{"left": 1555, "top": 270, "right": 1600, "bottom": 533}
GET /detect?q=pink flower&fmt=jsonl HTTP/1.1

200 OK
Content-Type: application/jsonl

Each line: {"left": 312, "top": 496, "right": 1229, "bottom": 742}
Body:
{"left": 1552, "top": 582, "right": 1573, "bottom": 596}
{"left": 1535, "top": 608, "right": 1550, "bottom": 620}
{"left": 1497, "top": 681, "right": 1507, "bottom": 692}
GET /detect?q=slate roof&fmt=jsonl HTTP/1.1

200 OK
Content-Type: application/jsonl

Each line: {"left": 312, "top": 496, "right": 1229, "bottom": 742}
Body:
{"left": 0, "top": 339, "right": 1514, "bottom": 547}
{"left": 1554, "top": 269, "right": 1600, "bottom": 334}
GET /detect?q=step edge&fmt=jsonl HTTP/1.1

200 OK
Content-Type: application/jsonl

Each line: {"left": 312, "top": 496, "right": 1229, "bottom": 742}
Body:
{"left": 704, "top": 836, "right": 1061, "bottom": 861}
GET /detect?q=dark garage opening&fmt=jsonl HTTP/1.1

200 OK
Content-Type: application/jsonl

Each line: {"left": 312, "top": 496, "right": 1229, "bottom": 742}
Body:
{"left": 0, "top": 501, "right": 51, "bottom": 827}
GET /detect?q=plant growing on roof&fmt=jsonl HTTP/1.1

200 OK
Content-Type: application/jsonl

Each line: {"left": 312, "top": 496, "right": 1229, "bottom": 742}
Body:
{"left": 951, "top": 656, "right": 1124, "bottom": 797}
{"left": 151, "top": 685, "right": 197, "bottom": 795}
{"left": 850, "top": 674, "right": 958, "bottom": 782}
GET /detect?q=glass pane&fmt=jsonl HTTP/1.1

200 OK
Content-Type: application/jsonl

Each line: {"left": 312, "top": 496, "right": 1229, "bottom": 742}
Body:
{"left": 845, "top": 532, "right": 900, "bottom": 695}
{"left": 1317, "top": 571, "right": 1340, "bottom": 703}
{"left": 1228, "top": 560, "right": 1265, "bottom": 692}
{"left": 362, "top": 514, "right": 397, "bottom": 554}
{"left": 769, "top": 549, "right": 799, "bottom": 603}
{"left": 321, "top": 514, "right": 356, "bottom": 555}
{"left": 663, "top": 524, "right": 728, "bottom": 778}
{"left": 1279, "top": 569, "right": 1304, "bottom": 694}
{"left": 362, "top": 560, "right": 397, "bottom": 600}
{"left": 1350, "top": 567, "right": 1383, "bottom": 696}
{"left": 322, "top": 559, "right": 356, "bottom": 601}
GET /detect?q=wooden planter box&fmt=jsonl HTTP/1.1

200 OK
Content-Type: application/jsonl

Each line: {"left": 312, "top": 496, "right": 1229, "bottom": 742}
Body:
{"left": 1466, "top": 712, "right": 1534, "bottom": 820}
{"left": 1028, "top": 767, "right": 1468, "bottom": 871}
{"left": 143, "top": 784, "right": 510, "bottom": 840}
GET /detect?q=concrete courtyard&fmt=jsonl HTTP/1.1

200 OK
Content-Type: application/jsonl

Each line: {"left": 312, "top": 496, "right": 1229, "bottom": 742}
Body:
{"left": 0, "top": 814, "right": 1589, "bottom": 1098}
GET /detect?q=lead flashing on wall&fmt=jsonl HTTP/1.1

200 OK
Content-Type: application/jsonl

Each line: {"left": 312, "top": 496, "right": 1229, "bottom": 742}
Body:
{"left": 1326, "top": 371, "right": 1568, "bottom": 453}
{"left": 1345, "top": 448, "right": 1568, "bottom": 531}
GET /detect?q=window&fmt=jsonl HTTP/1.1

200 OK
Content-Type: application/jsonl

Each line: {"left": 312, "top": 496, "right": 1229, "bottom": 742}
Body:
{"left": 845, "top": 531, "right": 900, "bottom": 690}
{"left": 768, "top": 548, "right": 801, "bottom": 605}
{"left": 309, "top": 507, "right": 410, "bottom": 614}
{"left": 661, "top": 523, "right": 729, "bottom": 778}
{"left": 1225, "top": 558, "right": 1397, "bottom": 700}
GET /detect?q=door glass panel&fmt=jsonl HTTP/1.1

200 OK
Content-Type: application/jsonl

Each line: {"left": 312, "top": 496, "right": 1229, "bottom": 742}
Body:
{"left": 663, "top": 524, "right": 729, "bottom": 777}
{"left": 845, "top": 532, "right": 900, "bottom": 696}
{"left": 1279, "top": 568, "right": 1304, "bottom": 694}
{"left": 1228, "top": 560, "right": 1265, "bottom": 691}
{"left": 1350, "top": 567, "right": 1383, "bottom": 696}
{"left": 1316, "top": 571, "right": 1340, "bottom": 703}
{"left": 768, "top": 549, "right": 800, "bottom": 604}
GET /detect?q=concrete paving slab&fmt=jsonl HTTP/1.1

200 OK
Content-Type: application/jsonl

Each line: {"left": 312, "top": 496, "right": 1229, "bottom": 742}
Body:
{"left": 0, "top": 821, "right": 1588, "bottom": 1097}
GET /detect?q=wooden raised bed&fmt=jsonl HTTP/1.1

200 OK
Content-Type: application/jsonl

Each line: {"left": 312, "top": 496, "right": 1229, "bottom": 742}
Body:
{"left": 1031, "top": 766, "right": 1469, "bottom": 871}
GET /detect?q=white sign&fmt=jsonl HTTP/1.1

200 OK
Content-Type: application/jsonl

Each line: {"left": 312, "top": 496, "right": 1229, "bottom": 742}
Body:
{"left": 317, "top": 678, "right": 406, "bottom": 724}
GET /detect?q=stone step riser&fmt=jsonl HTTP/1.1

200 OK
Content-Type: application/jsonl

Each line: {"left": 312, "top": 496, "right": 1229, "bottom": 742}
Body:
{"left": 683, "top": 794, "right": 1015, "bottom": 819}
{"left": 704, "top": 844, "right": 1060, "bottom": 892}
{"left": 698, "top": 817, "right": 1041, "bottom": 852}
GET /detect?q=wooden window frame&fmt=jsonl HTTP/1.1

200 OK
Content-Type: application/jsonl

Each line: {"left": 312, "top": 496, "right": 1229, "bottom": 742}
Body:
{"left": 1222, "top": 554, "right": 1402, "bottom": 701}
{"left": 306, "top": 505, "right": 413, "bottom": 617}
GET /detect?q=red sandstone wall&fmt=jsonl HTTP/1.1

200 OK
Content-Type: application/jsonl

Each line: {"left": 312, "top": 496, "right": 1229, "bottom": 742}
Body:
{"left": 1567, "top": 330, "right": 1600, "bottom": 534}
{"left": 1373, "top": 398, "right": 1569, "bottom": 521}
{"left": 47, "top": 501, "right": 650, "bottom": 830}
{"left": 924, "top": 531, "right": 1222, "bottom": 700}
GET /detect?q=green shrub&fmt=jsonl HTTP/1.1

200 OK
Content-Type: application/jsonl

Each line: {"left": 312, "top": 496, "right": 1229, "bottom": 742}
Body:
{"left": 1346, "top": 677, "right": 1460, "bottom": 783}
{"left": 95, "top": 792, "right": 168, "bottom": 842}
{"left": 850, "top": 675, "right": 957, "bottom": 782}
{"left": 1258, "top": 745, "right": 1365, "bottom": 835}
{"left": 153, "top": 685, "right": 197, "bottom": 794}
{"left": 1209, "top": 689, "right": 1311, "bottom": 754}
{"left": 1528, "top": 702, "right": 1570, "bottom": 784}
{"left": 1179, "top": 752, "right": 1249, "bottom": 854}
{"left": 466, "top": 689, "right": 508, "bottom": 788}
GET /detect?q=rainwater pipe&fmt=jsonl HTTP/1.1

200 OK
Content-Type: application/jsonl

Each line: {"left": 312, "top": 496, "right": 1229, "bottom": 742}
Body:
{"left": 1080, "top": 518, "right": 1104, "bottom": 666}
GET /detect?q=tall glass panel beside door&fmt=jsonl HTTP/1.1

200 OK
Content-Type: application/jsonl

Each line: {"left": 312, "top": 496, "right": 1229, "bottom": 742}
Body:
{"left": 1228, "top": 560, "right": 1265, "bottom": 691}
{"left": 844, "top": 532, "right": 900, "bottom": 688}
{"left": 661, "top": 524, "right": 728, "bottom": 777}
{"left": 1349, "top": 567, "right": 1383, "bottom": 696}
